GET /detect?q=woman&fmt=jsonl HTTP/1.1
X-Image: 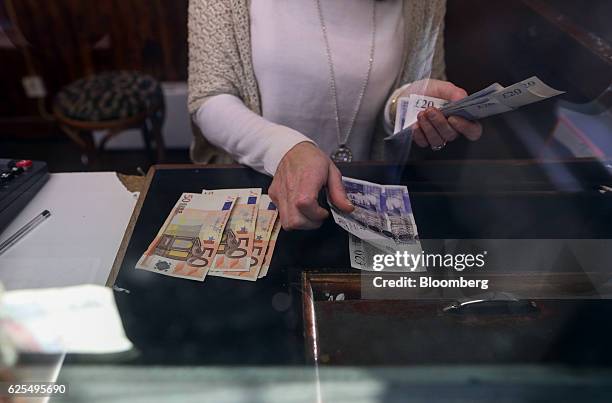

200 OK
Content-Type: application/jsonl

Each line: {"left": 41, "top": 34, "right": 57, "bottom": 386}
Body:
{"left": 188, "top": 0, "right": 482, "bottom": 230}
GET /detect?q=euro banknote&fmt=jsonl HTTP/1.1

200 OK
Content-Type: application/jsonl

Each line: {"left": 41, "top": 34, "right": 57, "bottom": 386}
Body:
{"left": 210, "top": 195, "right": 278, "bottom": 281}
{"left": 136, "top": 189, "right": 282, "bottom": 283}
{"left": 135, "top": 191, "right": 237, "bottom": 281}
{"left": 258, "top": 214, "right": 282, "bottom": 279}
{"left": 209, "top": 188, "right": 261, "bottom": 272}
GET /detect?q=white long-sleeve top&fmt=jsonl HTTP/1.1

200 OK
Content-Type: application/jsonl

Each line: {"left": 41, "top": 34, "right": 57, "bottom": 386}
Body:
{"left": 194, "top": 0, "right": 404, "bottom": 175}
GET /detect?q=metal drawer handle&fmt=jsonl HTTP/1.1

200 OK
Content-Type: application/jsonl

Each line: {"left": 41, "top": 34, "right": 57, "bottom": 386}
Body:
{"left": 443, "top": 292, "right": 538, "bottom": 315}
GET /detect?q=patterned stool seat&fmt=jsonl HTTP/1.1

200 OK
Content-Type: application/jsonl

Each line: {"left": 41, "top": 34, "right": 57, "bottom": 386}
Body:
{"left": 54, "top": 71, "right": 163, "bottom": 122}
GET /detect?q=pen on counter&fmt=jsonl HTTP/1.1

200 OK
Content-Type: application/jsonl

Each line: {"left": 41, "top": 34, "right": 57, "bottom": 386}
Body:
{"left": 0, "top": 210, "right": 51, "bottom": 256}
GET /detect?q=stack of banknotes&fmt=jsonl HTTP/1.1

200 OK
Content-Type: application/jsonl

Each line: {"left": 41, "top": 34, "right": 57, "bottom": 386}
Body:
{"left": 388, "top": 76, "right": 565, "bottom": 139}
{"left": 136, "top": 189, "right": 280, "bottom": 282}
{"left": 328, "top": 177, "right": 425, "bottom": 272}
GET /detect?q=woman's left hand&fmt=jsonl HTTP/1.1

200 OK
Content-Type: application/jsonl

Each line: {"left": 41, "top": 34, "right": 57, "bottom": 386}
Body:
{"left": 401, "top": 79, "right": 483, "bottom": 150}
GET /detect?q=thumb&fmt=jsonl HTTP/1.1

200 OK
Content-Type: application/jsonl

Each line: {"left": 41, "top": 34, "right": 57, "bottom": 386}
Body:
{"left": 438, "top": 82, "right": 468, "bottom": 102}
{"left": 426, "top": 80, "right": 466, "bottom": 102}
{"left": 327, "top": 164, "right": 354, "bottom": 213}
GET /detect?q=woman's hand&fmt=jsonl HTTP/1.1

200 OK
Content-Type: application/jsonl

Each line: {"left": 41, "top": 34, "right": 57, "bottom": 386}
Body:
{"left": 400, "top": 79, "right": 483, "bottom": 149}
{"left": 269, "top": 142, "right": 354, "bottom": 231}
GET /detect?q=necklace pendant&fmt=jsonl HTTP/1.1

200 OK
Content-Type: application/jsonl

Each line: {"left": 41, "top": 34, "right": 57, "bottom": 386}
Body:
{"left": 331, "top": 145, "right": 353, "bottom": 163}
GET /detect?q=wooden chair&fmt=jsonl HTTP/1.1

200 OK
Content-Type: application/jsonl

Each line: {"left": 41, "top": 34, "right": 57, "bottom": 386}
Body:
{"left": 53, "top": 71, "right": 166, "bottom": 166}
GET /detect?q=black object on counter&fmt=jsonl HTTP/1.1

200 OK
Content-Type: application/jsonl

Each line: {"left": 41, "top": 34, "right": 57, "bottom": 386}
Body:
{"left": 0, "top": 159, "right": 49, "bottom": 235}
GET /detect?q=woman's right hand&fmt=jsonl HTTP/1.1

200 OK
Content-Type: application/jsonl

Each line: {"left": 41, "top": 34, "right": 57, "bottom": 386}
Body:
{"left": 268, "top": 142, "right": 354, "bottom": 230}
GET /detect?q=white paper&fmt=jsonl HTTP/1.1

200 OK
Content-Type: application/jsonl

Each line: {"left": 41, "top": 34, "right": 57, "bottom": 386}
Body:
{"left": 0, "top": 173, "right": 137, "bottom": 290}
{"left": 0, "top": 284, "right": 132, "bottom": 354}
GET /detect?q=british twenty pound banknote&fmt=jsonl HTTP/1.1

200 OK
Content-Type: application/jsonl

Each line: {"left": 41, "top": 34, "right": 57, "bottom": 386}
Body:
{"left": 390, "top": 94, "right": 450, "bottom": 139}
{"left": 349, "top": 234, "right": 425, "bottom": 272}
{"left": 383, "top": 185, "right": 419, "bottom": 242}
{"left": 386, "top": 76, "right": 564, "bottom": 140}
{"left": 136, "top": 191, "right": 237, "bottom": 281}
{"left": 329, "top": 177, "right": 420, "bottom": 254}
{"left": 443, "top": 76, "right": 564, "bottom": 119}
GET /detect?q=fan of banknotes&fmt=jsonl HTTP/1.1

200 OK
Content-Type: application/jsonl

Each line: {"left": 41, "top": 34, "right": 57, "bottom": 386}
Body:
{"left": 387, "top": 76, "right": 565, "bottom": 140}
{"left": 328, "top": 177, "right": 425, "bottom": 272}
{"left": 136, "top": 189, "right": 280, "bottom": 282}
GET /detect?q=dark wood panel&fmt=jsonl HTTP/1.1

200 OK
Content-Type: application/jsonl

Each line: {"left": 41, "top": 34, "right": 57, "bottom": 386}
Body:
{"left": 1, "top": 0, "right": 610, "bottom": 140}
{"left": 0, "top": 0, "right": 187, "bottom": 134}
{"left": 446, "top": 0, "right": 612, "bottom": 101}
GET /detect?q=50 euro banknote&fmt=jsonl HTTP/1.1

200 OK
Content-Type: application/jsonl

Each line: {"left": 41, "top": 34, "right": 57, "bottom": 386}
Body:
{"left": 135, "top": 191, "right": 237, "bottom": 281}
{"left": 210, "top": 195, "right": 278, "bottom": 281}
{"left": 258, "top": 214, "right": 281, "bottom": 279}
{"left": 209, "top": 188, "right": 262, "bottom": 272}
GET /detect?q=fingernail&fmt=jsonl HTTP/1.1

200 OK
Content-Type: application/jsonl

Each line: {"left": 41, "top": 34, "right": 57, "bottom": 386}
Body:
{"left": 426, "top": 110, "right": 436, "bottom": 119}
{"left": 417, "top": 112, "right": 424, "bottom": 120}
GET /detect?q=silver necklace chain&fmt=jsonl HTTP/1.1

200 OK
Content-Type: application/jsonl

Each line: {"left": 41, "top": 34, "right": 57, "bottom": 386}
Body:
{"left": 315, "top": 0, "right": 377, "bottom": 150}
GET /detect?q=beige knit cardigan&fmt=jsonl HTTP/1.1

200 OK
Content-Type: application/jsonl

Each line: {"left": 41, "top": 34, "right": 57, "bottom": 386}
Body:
{"left": 188, "top": 0, "right": 447, "bottom": 164}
